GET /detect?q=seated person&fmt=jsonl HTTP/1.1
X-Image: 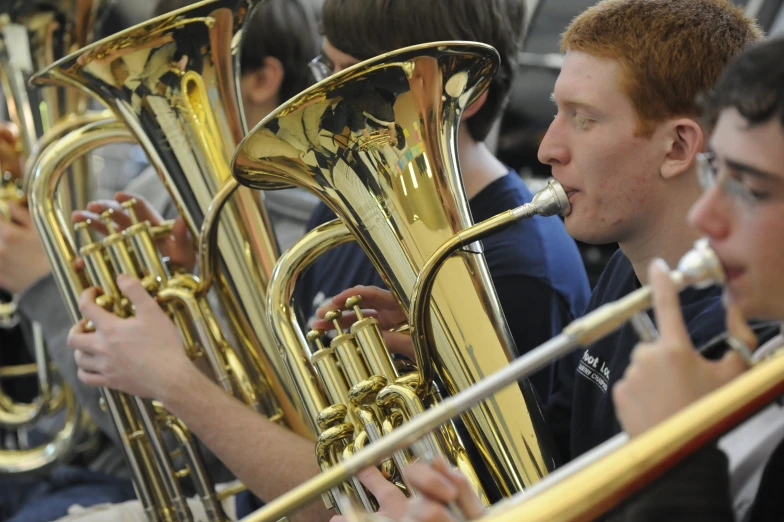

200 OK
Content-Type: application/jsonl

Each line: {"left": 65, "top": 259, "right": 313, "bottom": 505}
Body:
{"left": 374, "top": 34, "right": 784, "bottom": 522}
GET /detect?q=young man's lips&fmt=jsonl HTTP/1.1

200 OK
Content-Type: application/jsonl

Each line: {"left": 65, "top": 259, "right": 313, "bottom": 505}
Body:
{"left": 565, "top": 189, "right": 579, "bottom": 202}
{"left": 723, "top": 264, "right": 746, "bottom": 280}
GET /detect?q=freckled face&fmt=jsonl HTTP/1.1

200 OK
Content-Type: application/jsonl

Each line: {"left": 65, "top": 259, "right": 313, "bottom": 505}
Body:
{"left": 538, "top": 51, "right": 669, "bottom": 245}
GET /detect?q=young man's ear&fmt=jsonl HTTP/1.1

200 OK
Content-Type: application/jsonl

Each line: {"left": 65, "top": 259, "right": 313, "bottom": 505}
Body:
{"left": 241, "top": 56, "right": 284, "bottom": 106}
{"left": 461, "top": 90, "right": 489, "bottom": 121}
{"left": 661, "top": 118, "right": 704, "bottom": 180}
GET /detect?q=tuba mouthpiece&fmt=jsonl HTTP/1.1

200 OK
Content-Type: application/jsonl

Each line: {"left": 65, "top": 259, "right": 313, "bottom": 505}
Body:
{"left": 512, "top": 179, "right": 571, "bottom": 221}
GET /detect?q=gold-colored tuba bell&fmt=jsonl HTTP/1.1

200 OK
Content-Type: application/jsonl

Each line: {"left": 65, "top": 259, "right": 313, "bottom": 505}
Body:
{"left": 232, "top": 42, "right": 560, "bottom": 517}
{"left": 27, "top": 0, "right": 312, "bottom": 519}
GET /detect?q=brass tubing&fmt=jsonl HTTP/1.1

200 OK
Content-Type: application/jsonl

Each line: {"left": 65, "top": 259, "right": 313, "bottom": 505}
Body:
{"left": 167, "top": 419, "right": 226, "bottom": 522}
{"left": 0, "top": 364, "right": 38, "bottom": 379}
{"left": 409, "top": 180, "right": 569, "bottom": 393}
{"left": 28, "top": 119, "right": 170, "bottom": 519}
{"left": 266, "top": 219, "right": 355, "bottom": 435}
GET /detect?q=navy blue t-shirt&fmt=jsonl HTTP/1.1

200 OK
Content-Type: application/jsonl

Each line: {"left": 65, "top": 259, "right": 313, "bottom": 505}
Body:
{"left": 545, "top": 249, "right": 725, "bottom": 461}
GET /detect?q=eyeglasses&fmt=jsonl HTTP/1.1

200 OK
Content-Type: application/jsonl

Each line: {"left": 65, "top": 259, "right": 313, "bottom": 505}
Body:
{"left": 696, "top": 152, "right": 766, "bottom": 209}
{"left": 308, "top": 54, "right": 334, "bottom": 83}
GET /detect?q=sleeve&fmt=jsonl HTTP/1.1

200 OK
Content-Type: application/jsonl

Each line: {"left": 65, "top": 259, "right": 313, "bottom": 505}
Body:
{"left": 600, "top": 446, "right": 734, "bottom": 522}
{"left": 16, "top": 274, "right": 122, "bottom": 447}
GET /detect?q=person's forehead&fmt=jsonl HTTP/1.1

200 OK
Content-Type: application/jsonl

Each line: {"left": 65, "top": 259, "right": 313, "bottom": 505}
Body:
{"left": 554, "top": 51, "right": 626, "bottom": 102}
{"left": 711, "top": 108, "right": 784, "bottom": 180}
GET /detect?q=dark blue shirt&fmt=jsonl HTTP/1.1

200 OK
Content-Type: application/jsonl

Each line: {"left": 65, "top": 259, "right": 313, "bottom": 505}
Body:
{"left": 545, "top": 249, "right": 725, "bottom": 461}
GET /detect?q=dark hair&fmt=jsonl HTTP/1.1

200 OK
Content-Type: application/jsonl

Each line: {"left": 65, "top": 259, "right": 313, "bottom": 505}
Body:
{"left": 153, "top": 0, "right": 318, "bottom": 101}
{"left": 701, "top": 36, "right": 784, "bottom": 132}
{"left": 321, "top": 0, "right": 527, "bottom": 142}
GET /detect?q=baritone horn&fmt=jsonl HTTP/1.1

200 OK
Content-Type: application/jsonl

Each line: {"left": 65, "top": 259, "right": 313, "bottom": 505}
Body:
{"left": 28, "top": 0, "right": 312, "bottom": 519}
{"left": 230, "top": 41, "right": 561, "bottom": 517}
{"left": 0, "top": 0, "right": 108, "bottom": 476}
{"left": 239, "top": 238, "right": 725, "bottom": 522}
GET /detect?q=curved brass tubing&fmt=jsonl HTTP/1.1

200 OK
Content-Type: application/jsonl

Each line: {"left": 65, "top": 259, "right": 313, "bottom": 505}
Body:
{"left": 0, "top": 377, "right": 81, "bottom": 475}
{"left": 409, "top": 180, "right": 570, "bottom": 394}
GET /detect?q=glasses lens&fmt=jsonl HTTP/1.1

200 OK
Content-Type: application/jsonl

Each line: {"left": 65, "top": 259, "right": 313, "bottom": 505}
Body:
{"left": 308, "top": 55, "right": 332, "bottom": 83}
{"left": 697, "top": 153, "right": 717, "bottom": 191}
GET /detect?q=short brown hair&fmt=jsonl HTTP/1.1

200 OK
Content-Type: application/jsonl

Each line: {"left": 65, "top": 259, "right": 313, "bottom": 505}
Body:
{"left": 561, "top": 0, "right": 763, "bottom": 136}
{"left": 321, "top": 0, "right": 526, "bottom": 142}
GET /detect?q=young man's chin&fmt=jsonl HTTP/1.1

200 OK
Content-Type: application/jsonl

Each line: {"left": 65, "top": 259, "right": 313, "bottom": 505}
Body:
{"left": 565, "top": 218, "right": 613, "bottom": 247}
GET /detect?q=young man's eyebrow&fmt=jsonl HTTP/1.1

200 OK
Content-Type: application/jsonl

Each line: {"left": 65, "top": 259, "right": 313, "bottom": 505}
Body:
{"left": 725, "top": 158, "right": 780, "bottom": 181}
{"left": 550, "top": 92, "right": 599, "bottom": 112}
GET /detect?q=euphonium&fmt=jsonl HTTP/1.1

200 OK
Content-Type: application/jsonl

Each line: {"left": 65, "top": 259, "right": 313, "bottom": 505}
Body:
{"left": 240, "top": 238, "right": 725, "bottom": 522}
{"left": 28, "top": 1, "right": 311, "bottom": 520}
{"left": 0, "top": 0, "right": 107, "bottom": 476}
{"left": 231, "top": 42, "right": 561, "bottom": 518}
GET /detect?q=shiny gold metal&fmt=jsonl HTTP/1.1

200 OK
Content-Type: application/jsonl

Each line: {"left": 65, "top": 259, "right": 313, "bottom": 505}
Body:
{"left": 232, "top": 40, "right": 568, "bottom": 517}
{"left": 236, "top": 178, "right": 572, "bottom": 522}
{"left": 243, "top": 239, "right": 723, "bottom": 522}
{"left": 27, "top": 0, "right": 311, "bottom": 519}
{"left": 0, "top": 0, "right": 107, "bottom": 477}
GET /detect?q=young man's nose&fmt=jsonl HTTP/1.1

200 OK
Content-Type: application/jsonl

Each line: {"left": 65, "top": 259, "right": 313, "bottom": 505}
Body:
{"left": 537, "top": 118, "right": 571, "bottom": 167}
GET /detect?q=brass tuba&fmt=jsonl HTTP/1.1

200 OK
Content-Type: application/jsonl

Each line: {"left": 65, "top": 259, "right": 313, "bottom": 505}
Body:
{"left": 231, "top": 42, "right": 561, "bottom": 518}
{"left": 27, "top": 0, "right": 311, "bottom": 519}
{"left": 0, "top": 0, "right": 107, "bottom": 476}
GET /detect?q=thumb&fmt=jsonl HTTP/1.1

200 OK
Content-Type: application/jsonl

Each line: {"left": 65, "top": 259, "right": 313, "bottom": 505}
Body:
{"left": 382, "top": 331, "right": 415, "bottom": 360}
{"left": 726, "top": 302, "right": 757, "bottom": 354}
{"left": 649, "top": 258, "right": 690, "bottom": 345}
{"left": 116, "top": 275, "right": 158, "bottom": 316}
{"left": 356, "top": 466, "right": 406, "bottom": 506}
{"left": 712, "top": 350, "right": 749, "bottom": 385}
{"left": 170, "top": 217, "right": 195, "bottom": 270}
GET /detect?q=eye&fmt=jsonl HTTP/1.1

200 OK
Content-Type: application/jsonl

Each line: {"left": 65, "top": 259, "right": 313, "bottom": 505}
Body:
{"left": 728, "top": 169, "right": 771, "bottom": 202}
{"left": 574, "top": 114, "right": 593, "bottom": 130}
{"left": 739, "top": 177, "right": 771, "bottom": 201}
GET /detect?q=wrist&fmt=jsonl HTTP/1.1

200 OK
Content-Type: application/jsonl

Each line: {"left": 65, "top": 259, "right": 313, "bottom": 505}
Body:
{"left": 158, "top": 359, "right": 206, "bottom": 409}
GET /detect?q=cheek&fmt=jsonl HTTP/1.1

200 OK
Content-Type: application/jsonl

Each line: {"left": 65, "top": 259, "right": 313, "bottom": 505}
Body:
{"left": 736, "top": 212, "right": 784, "bottom": 293}
{"left": 582, "top": 154, "right": 653, "bottom": 217}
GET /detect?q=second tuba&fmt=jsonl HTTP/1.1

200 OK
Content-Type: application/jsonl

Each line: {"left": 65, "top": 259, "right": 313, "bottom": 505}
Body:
{"left": 232, "top": 42, "right": 560, "bottom": 516}
{"left": 28, "top": 0, "right": 312, "bottom": 519}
